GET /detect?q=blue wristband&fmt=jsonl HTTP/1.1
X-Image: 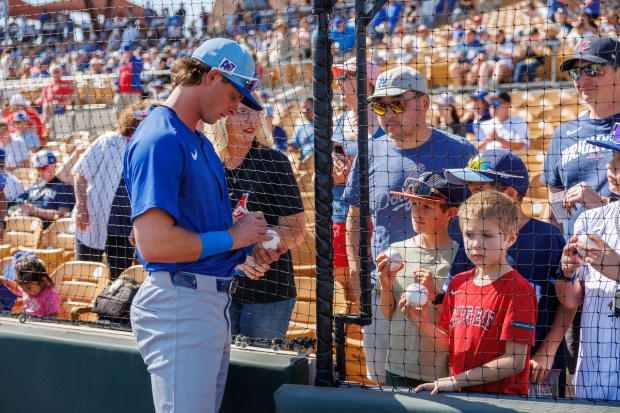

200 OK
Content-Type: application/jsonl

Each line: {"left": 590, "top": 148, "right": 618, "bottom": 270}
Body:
{"left": 199, "top": 231, "right": 234, "bottom": 259}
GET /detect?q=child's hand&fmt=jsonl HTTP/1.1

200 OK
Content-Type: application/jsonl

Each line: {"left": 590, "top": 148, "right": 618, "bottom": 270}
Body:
{"left": 376, "top": 251, "right": 402, "bottom": 289}
{"left": 530, "top": 352, "right": 553, "bottom": 383}
{"left": 412, "top": 268, "right": 436, "bottom": 302}
{"left": 0, "top": 276, "right": 6, "bottom": 284}
{"left": 413, "top": 377, "right": 458, "bottom": 395}
{"left": 398, "top": 293, "right": 426, "bottom": 323}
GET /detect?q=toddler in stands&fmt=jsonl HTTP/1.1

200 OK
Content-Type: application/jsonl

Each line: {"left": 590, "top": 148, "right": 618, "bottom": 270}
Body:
{"left": 0, "top": 255, "right": 60, "bottom": 317}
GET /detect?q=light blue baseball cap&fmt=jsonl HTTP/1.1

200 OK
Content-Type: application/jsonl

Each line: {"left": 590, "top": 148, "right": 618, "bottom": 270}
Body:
{"left": 191, "top": 38, "right": 262, "bottom": 111}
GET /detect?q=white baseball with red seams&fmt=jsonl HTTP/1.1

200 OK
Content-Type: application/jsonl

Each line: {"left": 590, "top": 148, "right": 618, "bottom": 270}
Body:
{"left": 260, "top": 229, "right": 280, "bottom": 250}
{"left": 384, "top": 247, "right": 403, "bottom": 271}
{"left": 405, "top": 284, "right": 429, "bottom": 307}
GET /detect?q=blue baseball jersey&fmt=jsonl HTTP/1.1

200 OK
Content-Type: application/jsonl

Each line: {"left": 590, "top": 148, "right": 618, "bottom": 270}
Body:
{"left": 344, "top": 130, "right": 477, "bottom": 276}
{"left": 542, "top": 111, "right": 620, "bottom": 236}
{"left": 124, "top": 106, "right": 246, "bottom": 275}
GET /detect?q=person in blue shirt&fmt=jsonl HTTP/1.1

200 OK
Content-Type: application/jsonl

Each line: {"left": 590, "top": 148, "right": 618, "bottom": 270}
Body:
{"left": 543, "top": 35, "right": 620, "bottom": 389}
{"left": 10, "top": 150, "right": 74, "bottom": 230}
{"left": 344, "top": 66, "right": 477, "bottom": 384}
{"left": 264, "top": 103, "right": 288, "bottom": 153}
{"left": 329, "top": 17, "right": 356, "bottom": 57}
{"left": 291, "top": 97, "right": 314, "bottom": 161}
{"left": 370, "top": 0, "right": 403, "bottom": 43}
{"left": 125, "top": 38, "right": 285, "bottom": 413}
{"left": 444, "top": 149, "right": 576, "bottom": 397}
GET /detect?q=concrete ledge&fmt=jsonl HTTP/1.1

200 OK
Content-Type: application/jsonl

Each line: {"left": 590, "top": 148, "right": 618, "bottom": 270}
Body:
{"left": 274, "top": 384, "right": 620, "bottom": 413}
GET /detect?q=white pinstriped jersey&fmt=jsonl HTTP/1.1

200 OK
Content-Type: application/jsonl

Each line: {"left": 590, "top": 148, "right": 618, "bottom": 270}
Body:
{"left": 573, "top": 203, "right": 620, "bottom": 401}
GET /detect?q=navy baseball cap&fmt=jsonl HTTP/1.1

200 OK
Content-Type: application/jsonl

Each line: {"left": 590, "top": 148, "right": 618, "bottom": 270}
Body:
{"left": 444, "top": 150, "right": 529, "bottom": 196}
{"left": 390, "top": 171, "right": 468, "bottom": 207}
{"left": 559, "top": 36, "right": 620, "bottom": 71}
{"left": 587, "top": 122, "right": 620, "bottom": 152}
{"left": 470, "top": 89, "right": 488, "bottom": 101}
{"left": 191, "top": 38, "right": 262, "bottom": 111}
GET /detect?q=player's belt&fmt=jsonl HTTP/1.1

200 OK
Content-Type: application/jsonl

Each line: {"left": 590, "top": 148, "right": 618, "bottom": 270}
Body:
{"left": 150, "top": 271, "right": 238, "bottom": 295}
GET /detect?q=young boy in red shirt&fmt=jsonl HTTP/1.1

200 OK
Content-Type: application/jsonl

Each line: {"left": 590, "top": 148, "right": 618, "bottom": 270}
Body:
{"left": 401, "top": 191, "right": 538, "bottom": 395}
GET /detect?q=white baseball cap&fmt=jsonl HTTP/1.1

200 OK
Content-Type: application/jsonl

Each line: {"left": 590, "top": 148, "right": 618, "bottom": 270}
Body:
{"left": 31, "top": 149, "right": 57, "bottom": 168}
{"left": 368, "top": 66, "right": 428, "bottom": 101}
{"left": 9, "top": 94, "right": 31, "bottom": 107}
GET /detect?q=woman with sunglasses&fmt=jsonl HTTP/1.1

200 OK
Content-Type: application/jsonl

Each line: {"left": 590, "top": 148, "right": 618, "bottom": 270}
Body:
{"left": 331, "top": 58, "right": 382, "bottom": 305}
{"left": 205, "top": 91, "right": 306, "bottom": 340}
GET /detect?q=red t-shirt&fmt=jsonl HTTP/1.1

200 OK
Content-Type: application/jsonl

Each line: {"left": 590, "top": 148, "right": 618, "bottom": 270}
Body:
{"left": 118, "top": 62, "right": 140, "bottom": 94}
{"left": 40, "top": 79, "right": 75, "bottom": 106}
{"left": 439, "top": 268, "right": 537, "bottom": 396}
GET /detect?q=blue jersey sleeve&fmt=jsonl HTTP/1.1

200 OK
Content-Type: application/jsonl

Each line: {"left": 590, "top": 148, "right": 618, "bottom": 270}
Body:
{"left": 125, "top": 130, "right": 185, "bottom": 223}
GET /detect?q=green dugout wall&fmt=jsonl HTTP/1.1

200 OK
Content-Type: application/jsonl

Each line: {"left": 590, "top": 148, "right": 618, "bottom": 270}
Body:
{"left": 0, "top": 319, "right": 309, "bottom": 413}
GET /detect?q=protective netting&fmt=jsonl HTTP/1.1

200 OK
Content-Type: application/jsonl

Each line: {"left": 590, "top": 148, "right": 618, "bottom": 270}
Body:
{"left": 0, "top": 0, "right": 619, "bottom": 404}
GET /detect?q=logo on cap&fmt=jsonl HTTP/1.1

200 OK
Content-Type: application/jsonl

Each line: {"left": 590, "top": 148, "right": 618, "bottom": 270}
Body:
{"left": 217, "top": 58, "right": 237, "bottom": 73}
{"left": 376, "top": 75, "right": 388, "bottom": 89}
{"left": 579, "top": 40, "right": 592, "bottom": 52}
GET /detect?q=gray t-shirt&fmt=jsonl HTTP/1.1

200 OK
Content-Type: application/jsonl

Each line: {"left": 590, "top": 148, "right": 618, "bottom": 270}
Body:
{"left": 384, "top": 236, "right": 456, "bottom": 380}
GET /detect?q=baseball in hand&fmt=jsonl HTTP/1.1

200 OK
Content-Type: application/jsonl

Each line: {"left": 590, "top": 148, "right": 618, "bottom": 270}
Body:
{"left": 576, "top": 234, "right": 596, "bottom": 257}
{"left": 260, "top": 229, "right": 280, "bottom": 250}
{"left": 384, "top": 247, "right": 403, "bottom": 271}
{"left": 405, "top": 284, "right": 429, "bottom": 307}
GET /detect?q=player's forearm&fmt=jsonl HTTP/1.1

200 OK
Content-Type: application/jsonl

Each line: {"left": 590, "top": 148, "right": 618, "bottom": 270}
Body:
{"left": 134, "top": 209, "right": 230, "bottom": 263}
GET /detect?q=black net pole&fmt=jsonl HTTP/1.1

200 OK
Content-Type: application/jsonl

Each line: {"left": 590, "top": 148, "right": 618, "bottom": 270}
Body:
{"left": 332, "top": 0, "right": 388, "bottom": 383}
{"left": 312, "top": 0, "right": 336, "bottom": 388}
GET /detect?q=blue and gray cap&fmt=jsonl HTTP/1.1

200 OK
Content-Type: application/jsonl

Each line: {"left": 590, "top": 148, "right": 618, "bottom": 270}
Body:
{"left": 444, "top": 149, "right": 530, "bottom": 196}
{"left": 191, "top": 38, "right": 262, "bottom": 111}
{"left": 587, "top": 122, "right": 620, "bottom": 152}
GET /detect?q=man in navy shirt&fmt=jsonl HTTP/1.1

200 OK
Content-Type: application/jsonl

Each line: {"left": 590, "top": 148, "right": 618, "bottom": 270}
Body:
{"left": 542, "top": 34, "right": 620, "bottom": 388}
{"left": 11, "top": 149, "right": 74, "bottom": 229}
{"left": 344, "top": 66, "right": 476, "bottom": 384}
{"left": 125, "top": 38, "right": 284, "bottom": 413}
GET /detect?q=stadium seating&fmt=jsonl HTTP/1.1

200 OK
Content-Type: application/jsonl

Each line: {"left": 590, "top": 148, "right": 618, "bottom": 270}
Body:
{"left": 117, "top": 264, "right": 149, "bottom": 284}
{"left": 286, "top": 276, "right": 347, "bottom": 340}
{"left": 3, "top": 216, "right": 44, "bottom": 249}
{"left": 51, "top": 261, "right": 109, "bottom": 320}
